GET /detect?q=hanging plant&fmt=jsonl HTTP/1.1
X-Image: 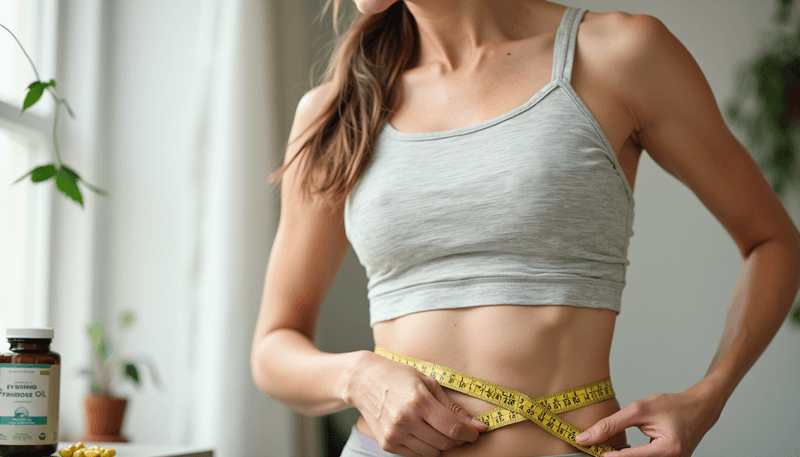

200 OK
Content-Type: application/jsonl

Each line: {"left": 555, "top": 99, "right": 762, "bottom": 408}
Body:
{"left": 0, "top": 23, "right": 107, "bottom": 207}
{"left": 725, "top": 0, "right": 800, "bottom": 327}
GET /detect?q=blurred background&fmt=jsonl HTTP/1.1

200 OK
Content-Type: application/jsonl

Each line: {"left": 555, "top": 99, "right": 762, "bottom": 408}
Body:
{"left": 1, "top": 1, "right": 799, "bottom": 456}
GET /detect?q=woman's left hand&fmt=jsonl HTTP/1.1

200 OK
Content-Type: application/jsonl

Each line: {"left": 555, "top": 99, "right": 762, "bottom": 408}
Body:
{"left": 574, "top": 385, "right": 725, "bottom": 457}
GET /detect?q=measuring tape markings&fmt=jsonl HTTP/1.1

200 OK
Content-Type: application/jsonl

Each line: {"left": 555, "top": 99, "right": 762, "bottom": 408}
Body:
{"left": 374, "top": 346, "right": 616, "bottom": 457}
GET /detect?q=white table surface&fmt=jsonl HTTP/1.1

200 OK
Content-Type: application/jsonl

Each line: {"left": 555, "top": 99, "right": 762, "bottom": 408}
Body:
{"left": 54, "top": 442, "right": 214, "bottom": 457}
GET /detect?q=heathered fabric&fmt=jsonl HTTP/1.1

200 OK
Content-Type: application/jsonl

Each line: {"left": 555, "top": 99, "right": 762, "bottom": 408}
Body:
{"left": 338, "top": 424, "right": 593, "bottom": 457}
{"left": 344, "top": 6, "right": 635, "bottom": 328}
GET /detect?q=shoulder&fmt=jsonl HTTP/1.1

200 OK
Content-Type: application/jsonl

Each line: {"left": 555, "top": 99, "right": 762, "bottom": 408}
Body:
{"left": 297, "top": 81, "right": 336, "bottom": 113}
{"left": 579, "top": 9, "right": 674, "bottom": 78}
{"left": 294, "top": 81, "right": 337, "bottom": 127}
{"left": 581, "top": 9, "right": 668, "bottom": 55}
{"left": 579, "top": 10, "right": 696, "bottom": 132}
{"left": 286, "top": 81, "right": 337, "bottom": 161}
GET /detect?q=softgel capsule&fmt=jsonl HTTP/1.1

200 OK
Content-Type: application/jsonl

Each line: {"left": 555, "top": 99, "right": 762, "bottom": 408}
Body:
{"left": 58, "top": 442, "right": 115, "bottom": 457}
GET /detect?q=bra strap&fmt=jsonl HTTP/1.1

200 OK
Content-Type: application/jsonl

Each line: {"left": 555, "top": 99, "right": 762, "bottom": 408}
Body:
{"left": 552, "top": 7, "right": 588, "bottom": 83}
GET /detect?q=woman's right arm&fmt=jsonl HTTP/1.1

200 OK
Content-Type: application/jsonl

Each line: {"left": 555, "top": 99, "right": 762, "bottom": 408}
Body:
{"left": 250, "top": 83, "right": 361, "bottom": 416}
{"left": 250, "top": 84, "right": 486, "bottom": 456}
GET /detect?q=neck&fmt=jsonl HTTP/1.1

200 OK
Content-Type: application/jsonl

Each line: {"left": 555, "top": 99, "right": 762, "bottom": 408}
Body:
{"left": 403, "top": 0, "right": 551, "bottom": 73}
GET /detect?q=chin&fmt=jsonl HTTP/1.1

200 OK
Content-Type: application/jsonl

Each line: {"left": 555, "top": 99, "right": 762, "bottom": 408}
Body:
{"left": 355, "top": 0, "right": 397, "bottom": 15}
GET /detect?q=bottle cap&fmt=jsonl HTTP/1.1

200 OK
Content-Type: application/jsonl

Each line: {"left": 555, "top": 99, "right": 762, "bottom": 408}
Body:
{"left": 6, "top": 328, "right": 54, "bottom": 339}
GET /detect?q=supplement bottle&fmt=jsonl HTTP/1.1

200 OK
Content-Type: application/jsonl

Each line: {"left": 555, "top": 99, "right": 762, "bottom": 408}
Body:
{"left": 0, "top": 328, "right": 60, "bottom": 457}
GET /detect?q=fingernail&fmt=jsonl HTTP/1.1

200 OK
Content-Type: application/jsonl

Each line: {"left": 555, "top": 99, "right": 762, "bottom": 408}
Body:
{"left": 470, "top": 418, "right": 487, "bottom": 428}
{"left": 575, "top": 431, "right": 591, "bottom": 442}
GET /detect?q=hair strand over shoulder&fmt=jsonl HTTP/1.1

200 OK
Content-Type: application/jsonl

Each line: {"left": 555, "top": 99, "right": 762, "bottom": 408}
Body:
{"left": 268, "top": 0, "right": 419, "bottom": 218}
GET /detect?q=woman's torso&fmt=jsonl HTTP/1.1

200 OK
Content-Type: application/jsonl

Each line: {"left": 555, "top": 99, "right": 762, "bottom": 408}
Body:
{"left": 362, "top": 305, "right": 626, "bottom": 456}
{"left": 355, "top": 3, "right": 643, "bottom": 456}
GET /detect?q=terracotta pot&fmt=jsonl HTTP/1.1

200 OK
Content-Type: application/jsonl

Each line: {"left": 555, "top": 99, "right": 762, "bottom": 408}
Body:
{"left": 79, "top": 394, "right": 129, "bottom": 443}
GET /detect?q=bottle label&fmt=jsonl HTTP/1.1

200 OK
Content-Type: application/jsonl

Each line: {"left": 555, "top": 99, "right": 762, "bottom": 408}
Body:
{"left": 0, "top": 364, "right": 60, "bottom": 445}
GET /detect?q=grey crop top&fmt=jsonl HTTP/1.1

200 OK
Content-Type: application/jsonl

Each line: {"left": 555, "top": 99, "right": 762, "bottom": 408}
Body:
{"left": 342, "top": 6, "right": 635, "bottom": 327}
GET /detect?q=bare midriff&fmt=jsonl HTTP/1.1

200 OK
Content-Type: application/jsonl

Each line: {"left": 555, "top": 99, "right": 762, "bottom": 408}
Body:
{"left": 355, "top": 304, "right": 629, "bottom": 457}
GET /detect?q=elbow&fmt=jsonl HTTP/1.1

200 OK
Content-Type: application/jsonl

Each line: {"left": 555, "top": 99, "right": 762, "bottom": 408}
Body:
{"left": 250, "top": 335, "right": 294, "bottom": 406}
{"left": 250, "top": 337, "right": 276, "bottom": 398}
{"left": 250, "top": 345, "right": 266, "bottom": 395}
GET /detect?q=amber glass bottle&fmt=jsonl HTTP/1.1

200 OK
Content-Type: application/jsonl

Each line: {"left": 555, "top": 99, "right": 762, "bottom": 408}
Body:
{"left": 0, "top": 328, "right": 60, "bottom": 457}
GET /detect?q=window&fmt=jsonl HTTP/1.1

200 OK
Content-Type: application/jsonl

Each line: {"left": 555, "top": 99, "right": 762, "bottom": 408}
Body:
{"left": 0, "top": 0, "right": 58, "bottom": 352}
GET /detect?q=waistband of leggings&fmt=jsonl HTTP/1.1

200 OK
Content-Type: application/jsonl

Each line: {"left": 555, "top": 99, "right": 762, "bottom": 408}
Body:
{"left": 348, "top": 424, "right": 593, "bottom": 457}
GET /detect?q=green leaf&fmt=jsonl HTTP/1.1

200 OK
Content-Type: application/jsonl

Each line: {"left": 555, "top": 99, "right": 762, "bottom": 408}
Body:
{"left": 21, "top": 81, "right": 47, "bottom": 114}
{"left": 55, "top": 168, "right": 84, "bottom": 207}
{"left": 61, "top": 164, "right": 108, "bottom": 197}
{"left": 30, "top": 164, "right": 58, "bottom": 183}
{"left": 122, "top": 363, "right": 140, "bottom": 386}
{"left": 60, "top": 164, "right": 81, "bottom": 182}
{"left": 12, "top": 164, "right": 61, "bottom": 186}
{"left": 96, "top": 338, "right": 109, "bottom": 362}
{"left": 88, "top": 321, "right": 109, "bottom": 363}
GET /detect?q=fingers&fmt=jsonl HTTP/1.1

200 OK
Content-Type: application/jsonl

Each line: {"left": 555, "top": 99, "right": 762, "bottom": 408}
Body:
{"left": 575, "top": 400, "right": 644, "bottom": 446}
{"left": 373, "top": 373, "right": 487, "bottom": 456}
{"left": 419, "top": 376, "right": 487, "bottom": 443}
{"left": 379, "top": 415, "right": 451, "bottom": 457}
{"left": 380, "top": 420, "right": 465, "bottom": 457}
{"left": 401, "top": 431, "right": 445, "bottom": 457}
{"left": 409, "top": 416, "right": 467, "bottom": 451}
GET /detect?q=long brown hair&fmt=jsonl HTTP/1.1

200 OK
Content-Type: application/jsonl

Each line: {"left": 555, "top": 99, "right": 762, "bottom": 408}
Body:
{"left": 267, "top": 0, "right": 418, "bottom": 216}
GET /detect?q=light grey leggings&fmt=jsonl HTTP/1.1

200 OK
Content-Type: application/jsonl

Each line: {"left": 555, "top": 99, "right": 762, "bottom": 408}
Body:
{"left": 338, "top": 424, "right": 593, "bottom": 457}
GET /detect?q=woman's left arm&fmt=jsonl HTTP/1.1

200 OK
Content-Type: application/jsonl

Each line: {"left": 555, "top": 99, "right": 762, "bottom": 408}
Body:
{"left": 574, "top": 13, "right": 800, "bottom": 457}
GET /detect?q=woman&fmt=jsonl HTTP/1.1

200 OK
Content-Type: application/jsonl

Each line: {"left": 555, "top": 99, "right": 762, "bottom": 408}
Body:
{"left": 251, "top": 1, "right": 800, "bottom": 456}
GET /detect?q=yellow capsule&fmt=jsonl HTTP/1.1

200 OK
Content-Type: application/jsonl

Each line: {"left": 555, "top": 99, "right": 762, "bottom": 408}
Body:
{"left": 100, "top": 450, "right": 114, "bottom": 457}
{"left": 59, "top": 449, "right": 73, "bottom": 457}
{"left": 84, "top": 450, "right": 100, "bottom": 457}
{"left": 73, "top": 450, "right": 86, "bottom": 457}
{"left": 91, "top": 446, "right": 101, "bottom": 450}
{"left": 76, "top": 442, "right": 85, "bottom": 450}
{"left": 107, "top": 450, "right": 116, "bottom": 457}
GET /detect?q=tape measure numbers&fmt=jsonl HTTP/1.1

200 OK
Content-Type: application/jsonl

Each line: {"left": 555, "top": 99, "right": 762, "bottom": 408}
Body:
{"left": 374, "top": 346, "right": 617, "bottom": 457}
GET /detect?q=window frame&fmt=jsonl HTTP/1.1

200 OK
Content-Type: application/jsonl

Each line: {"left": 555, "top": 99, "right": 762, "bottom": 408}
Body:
{"left": 0, "top": 0, "right": 59, "bottom": 349}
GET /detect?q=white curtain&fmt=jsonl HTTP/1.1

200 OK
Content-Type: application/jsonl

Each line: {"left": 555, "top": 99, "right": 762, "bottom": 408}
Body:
{"left": 170, "top": 0, "right": 294, "bottom": 456}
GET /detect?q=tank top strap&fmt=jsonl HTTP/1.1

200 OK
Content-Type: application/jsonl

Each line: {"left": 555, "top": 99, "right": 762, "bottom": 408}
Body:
{"left": 551, "top": 6, "right": 589, "bottom": 83}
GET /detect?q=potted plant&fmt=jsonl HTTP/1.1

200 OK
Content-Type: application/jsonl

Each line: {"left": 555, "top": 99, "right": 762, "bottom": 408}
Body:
{"left": 78, "top": 312, "right": 162, "bottom": 442}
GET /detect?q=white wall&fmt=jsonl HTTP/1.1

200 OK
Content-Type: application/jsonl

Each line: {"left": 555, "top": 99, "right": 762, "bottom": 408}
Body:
{"left": 312, "top": 2, "right": 800, "bottom": 457}
{"left": 92, "top": 1, "right": 296, "bottom": 454}
{"left": 50, "top": 1, "right": 300, "bottom": 455}
{"left": 93, "top": 0, "right": 203, "bottom": 444}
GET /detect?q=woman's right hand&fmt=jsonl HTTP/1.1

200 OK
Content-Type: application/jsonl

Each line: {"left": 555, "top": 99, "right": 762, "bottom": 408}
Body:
{"left": 345, "top": 351, "right": 489, "bottom": 457}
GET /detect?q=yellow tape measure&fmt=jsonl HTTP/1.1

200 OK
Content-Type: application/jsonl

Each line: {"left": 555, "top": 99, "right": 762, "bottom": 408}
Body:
{"left": 375, "top": 346, "right": 617, "bottom": 457}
